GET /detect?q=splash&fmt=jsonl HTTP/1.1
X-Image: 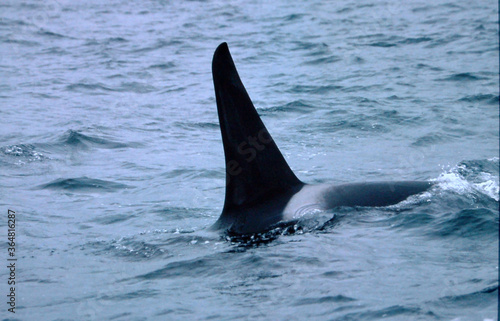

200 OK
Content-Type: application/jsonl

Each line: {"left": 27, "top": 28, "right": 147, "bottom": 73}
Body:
{"left": 432, "top": 158, "right": 499, "bottom": 201}
{"left": 1, "top": 144, "right": 47, "bottom": 164}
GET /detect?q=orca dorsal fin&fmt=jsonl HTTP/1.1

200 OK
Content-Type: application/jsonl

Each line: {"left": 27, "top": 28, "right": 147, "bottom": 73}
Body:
{"left": 212, "top": 43, "right": 303, "bottom": 212}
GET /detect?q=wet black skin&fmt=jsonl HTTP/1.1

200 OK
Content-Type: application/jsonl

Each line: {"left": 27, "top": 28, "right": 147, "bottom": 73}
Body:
{"left": 210, "top": 42, "right": 432, "bottom": 235}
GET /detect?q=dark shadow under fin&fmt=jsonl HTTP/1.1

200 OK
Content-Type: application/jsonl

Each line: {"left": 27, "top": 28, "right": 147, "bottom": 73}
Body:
{"left": 212, "top": 43, "right": 303, "bottom": 212}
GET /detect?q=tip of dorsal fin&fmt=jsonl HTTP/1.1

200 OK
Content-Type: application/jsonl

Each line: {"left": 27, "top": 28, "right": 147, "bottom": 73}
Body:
{"left": 212, "top": 42, "right": 303, "bottom": 212}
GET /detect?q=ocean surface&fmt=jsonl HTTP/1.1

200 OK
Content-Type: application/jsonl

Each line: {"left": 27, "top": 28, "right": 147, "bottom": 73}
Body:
{"left": 1, "top": 0, "right": 499, "bottom": 320}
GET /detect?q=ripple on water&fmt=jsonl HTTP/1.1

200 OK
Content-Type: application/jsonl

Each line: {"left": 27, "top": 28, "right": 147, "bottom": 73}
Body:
{"left": 38, "top": 177, "right": 131, "bottom": 192}
{"left": 65, "top": 81, "right": 157, "bottom": 94}
{"left": 425, "top": 208, "right": 498, "bottom": 239}
{"left": 1, "top": 144, "right": 47, "bottom": 162}
{"left": 411, "top": 132, "right": 454, "bottom": 147}
{"left": 259, "top": 100, "right": 315, "bottom": 116}
{"left": 295, "top": 295, "right": 357, "bottom": 306}
{"left": 136, "top": 254, "right": 231, "bottom": 280}
{"left": 340, "top": 305, "right": 438, "bottom": 320}
{"left": 429, "top": 285, "right": 498, "bottom": 310}
{"left": 458, "top": 94, "right": 498, "bottom": 105}
{"left": 57, "top": 130, "right": 130, "bottom": 149}
{"left": 85, "top": 237, "right": 172, "bottom": 261}
{"left": 438, "top": 72, "right": 487, "bottom": 82}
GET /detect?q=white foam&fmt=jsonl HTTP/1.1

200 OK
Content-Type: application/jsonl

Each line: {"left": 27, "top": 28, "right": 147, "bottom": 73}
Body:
{"left": 432, "top": 162, "right": 499, "bottom": 201}
{"left": 431, "top": 170, "right": 473, "bottom": 194}
{"left": 474, "top": 175, "right": 499, "bottom": 201}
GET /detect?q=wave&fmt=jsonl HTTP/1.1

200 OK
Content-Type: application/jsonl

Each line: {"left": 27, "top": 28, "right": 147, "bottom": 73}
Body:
{"left": 295, "top": 295, "right": 356, "bottom": 306}
{"left": 368, "top": 41, "right": 397, "bottom": 48}
{"left": 288, "top": 84, "right": 343, "bottom": 94}
{"left": 439, "top": 72, "right": 487, "bottom": 82}
{"left": 290, "top": 41, "right": 329, "bottom": 52}
{"left": 366, "top": 36, "right": 433, "bottom": 48}
{"left": 0, "top": 131, "right": 135, "bottom": 166}
{"left": 411, "top": 132, "right": 455, "bottom": 147}
{"left": 66, "top": 81, "right": 157, "bottom": 94}
{"left": 328, "top": 158, "right": 499, "bottom": 240}
{"left": 398, "top": 36, "right": 433, "bottom": 44}
{"left": 3, "top": 38, "right": 39, "bottom": 47}
{"left": 340, "top": 304, "right": 437, "bottom": 320}
{"left": 259, "top": 100, "right": 315, "bottom": 116}
{"left": 425, "top": 208, "right": 498, "bottom": 239}
{"left": 173, "top": 121, "right": 219, "bottom": 131}
{"left": 35, "top": 30, "right": 68, "bottom": 39}
{"left": 129, "top": 39, "right": 183, "bottom": 54}
{"left": 303, "top": 55, "right": 341, "bottom": 65}
{"left": 424, "top": 34, "right": 464, "bottom": 48}
{"left": 57, "top": 130, "right": 130, "bottom": 149}
{"left": 99, "top": 289, "right": 159, "bottom": 301}
{"left": 135, "top": 253, "right": 234, "bottom": 280}
{"left": 302, "top": 114, "right": 391, "bottom": 134}
{"left": 86, "top": 237, "right": 170, "bottom": 261}
{"left": 147, "top": 62, "right": 176, "bottom": 70}
{"left": 161, "top": 168, "right": 224, "bottom": 180}
{"left": 0, "top": 144, "right": 47, "bottom": 162}
{"left": 392, "top": 158, "right": 500, "bottom": 239}
{"left": 105, "top": 37, "right": 128, "bottom": 43}
{"left": 65, "top": 82, "right": 112, "bottom": 94}
{"left": 38, "top": 177, "right": 131, "bottom": 192}
{"left": 433, "top": 158, "right": 499, "bottom": 201}
{"left": 458, "top": 94, "right": 498, "bottom": 105}
{"left": 430, "top": 285, "right": 498, "bottom": 310}
{"left": 385, "top": 212, "right": 436, "bottom": 230}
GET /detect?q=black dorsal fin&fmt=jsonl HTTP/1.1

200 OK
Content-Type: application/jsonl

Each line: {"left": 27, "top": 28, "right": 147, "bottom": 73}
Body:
{"left": 212, "top": 43, "right": 303, "bottom": 212}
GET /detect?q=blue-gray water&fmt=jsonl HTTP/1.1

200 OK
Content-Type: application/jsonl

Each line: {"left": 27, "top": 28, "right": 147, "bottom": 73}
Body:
{"left": 1, "top": 0, "right": 499, "bottom": 320}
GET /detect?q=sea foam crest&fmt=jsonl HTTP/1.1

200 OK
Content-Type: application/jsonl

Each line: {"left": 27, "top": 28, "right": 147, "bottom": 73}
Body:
{"left": 474, "top": 173, "right": 499, "bottom": 201}
{"left": 1, "top": 144, "right": 47, "bottom": 163}
{"left": 432, "top": 158, "right": 499, "bottom": 201}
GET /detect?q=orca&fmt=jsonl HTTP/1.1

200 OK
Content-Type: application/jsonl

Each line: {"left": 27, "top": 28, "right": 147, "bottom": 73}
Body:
{"left": 210, "top": 42, "right": 432, "bottom": 235}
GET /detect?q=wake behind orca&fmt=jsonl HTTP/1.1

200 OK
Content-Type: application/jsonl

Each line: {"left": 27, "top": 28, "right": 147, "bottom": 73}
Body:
{"left": 210, "top": 42, "right": 432, "bottom": 235}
